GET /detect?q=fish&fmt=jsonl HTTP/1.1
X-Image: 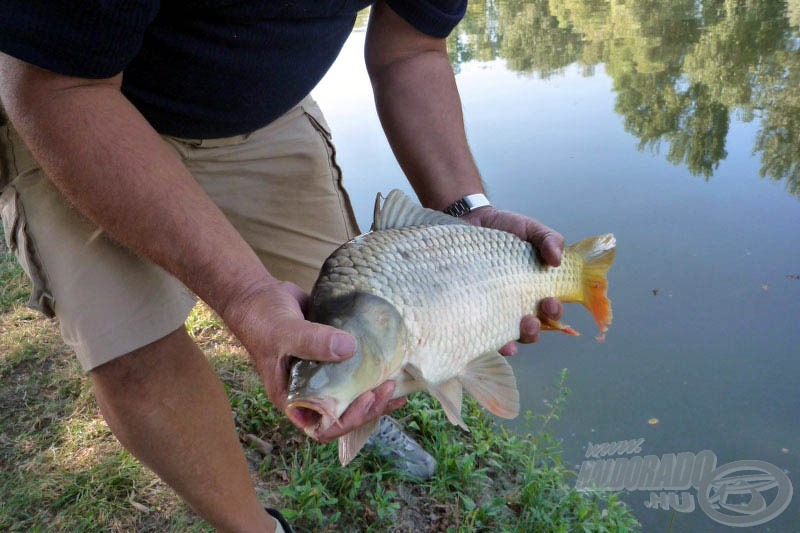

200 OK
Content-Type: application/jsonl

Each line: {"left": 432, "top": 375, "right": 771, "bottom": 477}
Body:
{"left": 286, "top": 190, "right": 616, "bottom": 465}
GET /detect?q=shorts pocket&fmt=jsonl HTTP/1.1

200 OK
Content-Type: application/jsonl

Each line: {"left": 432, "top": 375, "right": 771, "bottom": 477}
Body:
{"left": 0, "top": 186, "right": 56, "bottom": 317}
{"left": 302, "top": 102, "right": 334, "bottom": 140}
{"left": 301, "top": 101, "right": 345, "bottom": 187}
{"left": 300, "top": 103, "right": 360, "bottom": 235}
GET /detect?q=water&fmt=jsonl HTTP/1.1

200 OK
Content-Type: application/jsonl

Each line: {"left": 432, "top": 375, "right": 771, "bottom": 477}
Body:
{"left": 312, "top": 2, "right": 800, "bottom": 530}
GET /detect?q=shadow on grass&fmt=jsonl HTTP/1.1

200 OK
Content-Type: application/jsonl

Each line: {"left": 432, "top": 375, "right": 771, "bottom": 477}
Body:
{"left": 0, "top": 249, "right": 207, "bottom": 532}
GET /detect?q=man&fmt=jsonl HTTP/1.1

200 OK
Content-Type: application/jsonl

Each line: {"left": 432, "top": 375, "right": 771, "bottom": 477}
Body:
{"left": 0, "top": 1, "right": 564, "bottom": 531}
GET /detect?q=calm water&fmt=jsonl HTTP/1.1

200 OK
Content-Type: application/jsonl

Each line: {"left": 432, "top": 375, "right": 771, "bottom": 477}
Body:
{"left": 312, "top": 2, "right": 800, "bottom": 531}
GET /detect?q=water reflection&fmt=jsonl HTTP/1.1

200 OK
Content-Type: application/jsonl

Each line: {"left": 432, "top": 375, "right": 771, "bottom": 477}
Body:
{"left": 446, "top": 0, "right": 800, "bottom": 197}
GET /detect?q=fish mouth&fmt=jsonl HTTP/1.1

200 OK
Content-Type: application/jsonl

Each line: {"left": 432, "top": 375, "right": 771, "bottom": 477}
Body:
{"left": 285, "top": 398, "right": 340, "bottom": 436}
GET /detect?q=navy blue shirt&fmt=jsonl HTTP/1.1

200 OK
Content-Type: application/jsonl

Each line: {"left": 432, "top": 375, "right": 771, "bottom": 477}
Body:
{"left": 0, "top": 0, "right": 466, "bottom": 138}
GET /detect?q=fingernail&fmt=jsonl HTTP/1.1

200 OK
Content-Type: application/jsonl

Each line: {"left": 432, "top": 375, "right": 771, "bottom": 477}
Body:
{"left": 542, "top": 299, "right": 558, "bottom": 316}
{"left": 332, "top": 334, "right": 356, "bottom": 357}
{"left": 379, "top": 381, "right": 396, "bottom": 399}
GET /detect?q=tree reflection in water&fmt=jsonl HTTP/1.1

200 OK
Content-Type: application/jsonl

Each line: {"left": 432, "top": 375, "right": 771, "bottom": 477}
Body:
{"left": 444, "top": 0, "right": 800, "bottom": 197}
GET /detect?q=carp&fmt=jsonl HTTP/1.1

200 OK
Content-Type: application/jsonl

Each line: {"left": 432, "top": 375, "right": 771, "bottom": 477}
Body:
{"left": 287, "top": 190, "right": 615, "bottom": 465}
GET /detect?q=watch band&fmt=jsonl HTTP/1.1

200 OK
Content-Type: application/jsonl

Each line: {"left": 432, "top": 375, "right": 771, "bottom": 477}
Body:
{"left": 443, "top": 193, "right": 491, "bottom": 217}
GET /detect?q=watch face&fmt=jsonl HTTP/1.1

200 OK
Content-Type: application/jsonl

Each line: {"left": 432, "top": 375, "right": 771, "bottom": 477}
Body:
{"left": 464, "top": 193, "right": 491, "bottom": 211}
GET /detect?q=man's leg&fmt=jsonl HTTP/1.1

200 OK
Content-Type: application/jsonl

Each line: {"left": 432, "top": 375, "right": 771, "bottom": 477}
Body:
{"left": 1, "top": 124, "right": 284, "bottom": 530}
{"left": 90, "top": 327, "right": 277, "bottom": 532}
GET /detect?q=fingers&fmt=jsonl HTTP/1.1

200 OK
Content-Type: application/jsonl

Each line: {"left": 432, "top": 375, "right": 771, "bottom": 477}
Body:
{"left": 385, "top": 396, "right": 408, "bottom": 413}
{"left": 518, "top": 314, "right": 540, "bottom": 344}
{"left": 524, "top": 219, "right": 564, "bottom": 268}
{"left": 540, "top": 297, "right": 563, "bottom": 320}
{"left": 313, "top": 381, "right": 397, "bottom": 443}
{"left": 499, "top": 341, "right": 518, "bottom": 356}
{"left": 257, "top": 283, "right": 356, "bottom": 362}
{"left": 275, "top": 318, "right": 356, "bottom": 362}
{"left": 279, "top": 281, "right": 310, "bottom": 314}
{"left": 464, "top": 207, "right": 564, "bottom": 267}
{"left": 500, "top": 315, "right": 539, "bottom": 355}
{"left": 506, "top": 298, "right": 565, "bottom": 353}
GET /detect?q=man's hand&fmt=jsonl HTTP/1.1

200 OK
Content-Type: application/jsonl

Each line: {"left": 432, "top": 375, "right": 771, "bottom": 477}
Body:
{"left": 226, "top": 281, "right": 405, "bottom": 443}
{"left": 463, "top": 206, "right": 565, "bottom": 356}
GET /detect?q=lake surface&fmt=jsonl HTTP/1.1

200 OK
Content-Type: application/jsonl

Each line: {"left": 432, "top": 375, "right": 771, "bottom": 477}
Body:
{"left": 312, "top": 2, "right": 800, "bottom": 531}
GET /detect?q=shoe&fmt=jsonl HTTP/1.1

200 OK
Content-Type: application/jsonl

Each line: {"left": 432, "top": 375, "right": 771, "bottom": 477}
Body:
{"left": 365, "top": 416, "right": 436, "bottom": 480}
{"left": 265, "top": 508, "right": 294, "bottom": 533}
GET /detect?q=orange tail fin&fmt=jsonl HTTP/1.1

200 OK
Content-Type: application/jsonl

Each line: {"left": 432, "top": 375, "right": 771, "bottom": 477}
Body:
{"left": 568, "top": 234, "right": 616, "bottom": 341}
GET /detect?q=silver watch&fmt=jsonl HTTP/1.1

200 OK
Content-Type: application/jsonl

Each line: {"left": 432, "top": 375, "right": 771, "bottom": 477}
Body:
{"left": 443, "top": 193, "right": 491, "bottom": 217}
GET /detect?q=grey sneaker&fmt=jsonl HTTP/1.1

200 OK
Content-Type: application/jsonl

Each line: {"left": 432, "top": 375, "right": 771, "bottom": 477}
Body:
{"left": 365, "top": 416, "right": 437, "bottom": 480}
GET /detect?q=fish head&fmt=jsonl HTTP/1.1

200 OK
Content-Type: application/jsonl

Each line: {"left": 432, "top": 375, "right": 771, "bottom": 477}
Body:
{"left": 286, "top": 291, "right": 407, "bottom": 434}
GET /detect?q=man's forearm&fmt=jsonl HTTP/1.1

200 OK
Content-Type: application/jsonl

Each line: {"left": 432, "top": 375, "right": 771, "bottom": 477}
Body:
{"left": 0, "top": 55, "right": 275, "bottom": 324}
{"left": 366, "top": 2, "right": 485, "bottom": 211}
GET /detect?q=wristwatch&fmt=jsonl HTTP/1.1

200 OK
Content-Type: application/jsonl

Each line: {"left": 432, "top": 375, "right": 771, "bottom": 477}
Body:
{"left": 443, "top": 193, "right": 492, "bottom": 217}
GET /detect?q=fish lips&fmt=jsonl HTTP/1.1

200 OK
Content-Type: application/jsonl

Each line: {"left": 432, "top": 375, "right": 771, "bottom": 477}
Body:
{"left": 286, "top": 358, "right": 342, "bottom": 433}
{"left": 285, "top": 395, "right": 341, "bottom": 436}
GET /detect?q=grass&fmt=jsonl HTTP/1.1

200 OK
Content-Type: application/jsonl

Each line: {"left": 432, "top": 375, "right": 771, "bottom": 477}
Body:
{"left": 0, "top": 244, "right": 639, "bottom": 531}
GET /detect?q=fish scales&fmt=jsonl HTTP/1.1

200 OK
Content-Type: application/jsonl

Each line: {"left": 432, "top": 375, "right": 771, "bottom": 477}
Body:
{"left": 288, "top": 190, "right": 615, "bottom": 466}
{"left": 314, "top": 223, "right": 581, "bottom": 384}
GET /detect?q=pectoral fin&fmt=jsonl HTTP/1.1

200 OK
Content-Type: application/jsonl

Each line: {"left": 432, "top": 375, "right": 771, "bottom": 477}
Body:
{"left": 405, "top": 363, "right": 469, "bottom": 431}
{"left": 458, "top": 351, "right": 519, "bottom": 419}
{"left": 338, "top": 417, "right": 380, "bottom": 466}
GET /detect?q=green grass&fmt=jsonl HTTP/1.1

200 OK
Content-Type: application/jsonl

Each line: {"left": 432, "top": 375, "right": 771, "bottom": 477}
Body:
{"left": 0, "top": 245, "right": 639, "bottom": 531}
{"left": 0, "top": 249, "right": 30, "bottom": 314}
{"left": 239, "top": 373, "right": 639, "bottom": 532}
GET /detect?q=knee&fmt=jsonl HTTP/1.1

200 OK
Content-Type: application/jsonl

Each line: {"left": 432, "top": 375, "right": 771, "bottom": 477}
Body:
{"left": 89, "top": 326, "right": 190, "bottom": 398}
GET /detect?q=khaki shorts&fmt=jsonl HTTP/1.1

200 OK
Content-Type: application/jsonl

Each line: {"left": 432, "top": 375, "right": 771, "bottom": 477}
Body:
{"left": 0, "top": 96, "right": 359, "bottom": 371}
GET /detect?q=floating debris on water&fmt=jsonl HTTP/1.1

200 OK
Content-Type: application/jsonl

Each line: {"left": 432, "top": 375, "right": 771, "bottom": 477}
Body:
{"left": 652, "top": 289, "right": 659, "bottom": 296}
{"left": 761, "top": 284, "right": 769, "bottom": 291}
{"left": 781, "top": 448, "right": 790, "bottom": 454}
{"left": 788, "top": 274, "right": 800, "bottom": 280}
{"left": 648, "top": 418, "right": 659, "bottom": 425}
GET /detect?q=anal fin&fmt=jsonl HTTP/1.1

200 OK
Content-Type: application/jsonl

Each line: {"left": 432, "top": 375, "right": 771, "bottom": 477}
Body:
{"left": 537, "top": 312, "right": 580, "bottom": 336}
{"left": 405, "top": 363, "right": 469, "bottom": 431}
{"left": 459, "top": 351, "right": 520, "bottom": 419}
{"left": 338, "top": 417, "right": 380, "bottom": 466}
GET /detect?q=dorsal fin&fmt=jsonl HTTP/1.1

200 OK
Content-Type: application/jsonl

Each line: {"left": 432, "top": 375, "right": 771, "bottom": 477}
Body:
{"left": 371, "top": 190, "right": 468, "bottom": 231}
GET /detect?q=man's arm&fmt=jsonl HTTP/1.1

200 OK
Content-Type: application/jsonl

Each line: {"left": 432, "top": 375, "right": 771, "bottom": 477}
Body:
{"left": 0, "top": 59, "right": 269, "bottom": 318}
{"left": 0, "top": 54, "right": 398, "bottom": 440}
{"left": 365, "top": 2, "right": 565, "bottom": 348}
{"left": 365, "top": 2, "right": 482, "bottom": 212}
